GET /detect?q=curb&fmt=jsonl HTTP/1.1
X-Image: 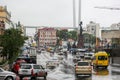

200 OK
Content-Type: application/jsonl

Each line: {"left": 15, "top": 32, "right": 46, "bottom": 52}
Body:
{"left": 111, "top": 68, "right": 120, "bottom": 74}
{"left": 111, "top": 64, "right": 120, "bottom": 74}
{"left": 111, "top": 64, "right": 120, "bottom": 67}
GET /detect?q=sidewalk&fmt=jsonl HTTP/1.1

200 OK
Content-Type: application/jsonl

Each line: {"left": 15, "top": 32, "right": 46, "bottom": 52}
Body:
{"left": 0, "top": 57, "right": 10, "bottom": 70}
{"left": 110, "top": 62, "right": 120, "bottom": 74}
{"left": 111, "top": 63, "right": 120, "bottom": 67}
{"left": 110, "top": 57, "right": 120, "bottom": 67}
{"left": 111, "top": 66, "right": 120, "bottom": 74}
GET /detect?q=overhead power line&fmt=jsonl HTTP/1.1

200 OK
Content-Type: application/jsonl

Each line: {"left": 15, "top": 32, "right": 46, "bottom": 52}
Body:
{"left": 94, "top": 6, "right": 120, "bottom": 10}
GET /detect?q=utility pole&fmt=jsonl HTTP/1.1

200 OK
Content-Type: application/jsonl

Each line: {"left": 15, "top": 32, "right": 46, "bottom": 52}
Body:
{"left": 94, "top": 6, "right": 120, "bottom": 10}
{"left": 73, "top": 0, "right": 76, "bottom": 28}
{"left": 78, "top": 0, "right": 81, "bottom": 27}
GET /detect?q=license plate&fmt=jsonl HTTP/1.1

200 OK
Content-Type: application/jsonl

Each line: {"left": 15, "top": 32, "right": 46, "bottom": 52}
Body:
{"left": 22, "top": 70, "right": 28, "bottom": 72}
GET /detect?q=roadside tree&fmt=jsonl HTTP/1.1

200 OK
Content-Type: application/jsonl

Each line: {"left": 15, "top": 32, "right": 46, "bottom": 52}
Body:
{"left": 0, "top": 28, "right": 27, "bottom": 63}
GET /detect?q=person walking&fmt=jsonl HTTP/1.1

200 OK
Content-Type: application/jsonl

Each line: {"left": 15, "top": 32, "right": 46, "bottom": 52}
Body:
{"left": 13, "top": 62, "right": 20, "bottom": 74}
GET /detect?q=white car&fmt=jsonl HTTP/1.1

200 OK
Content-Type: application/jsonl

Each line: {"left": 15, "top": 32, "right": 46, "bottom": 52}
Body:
{"left": 84, "top": 52, "right": 94, "bottom": 59}
{"left": 0, "top": 67, "right": 17, "bottom": 80}
{"left": 46, "top": 57, "right": 59, "bottom": 69}
{"left": 18, "top": 63, "right": 47, "bottom": 80}
{"left": 84, "top": 56, "right": 92, "bottom": 65}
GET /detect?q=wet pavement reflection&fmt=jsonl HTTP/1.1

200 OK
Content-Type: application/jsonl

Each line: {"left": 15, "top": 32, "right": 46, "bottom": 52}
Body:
{"left": 93, "top": 67, "right": 109, "bottom": 76}
{"left": 75, "top": 76, "right": 92, "bottom": 80}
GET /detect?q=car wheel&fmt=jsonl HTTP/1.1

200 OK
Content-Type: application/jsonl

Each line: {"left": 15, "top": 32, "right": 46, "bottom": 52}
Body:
{"left": 89, "top": 74, "right": 92, "bottom": 76}
{"left": 5, "top": 76, "right": 13, "bottom": 80}
{"left": 31, "top": 77, "right": 36, "bottom": 80}
{"left": 75, "top": 74, "right": 78, "bottom": 79}
{"left": 20, "top": 76, "right": 23, "bottom": 80}
{"left": 93, "top": 65, "right": 95, "bottom": 69}
{"left": 93, "top": 64, "right": 97, "bottom": 69}
{"left": 105, "top": 66, "right": 107, "bottom": 69}
{"left": 44, "top": 76, "right": 46, "bottom": 80}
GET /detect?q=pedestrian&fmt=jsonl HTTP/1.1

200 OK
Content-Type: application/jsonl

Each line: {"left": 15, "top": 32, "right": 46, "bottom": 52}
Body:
{"left": 13, "top": 62, "right": 20, "bottom": 74}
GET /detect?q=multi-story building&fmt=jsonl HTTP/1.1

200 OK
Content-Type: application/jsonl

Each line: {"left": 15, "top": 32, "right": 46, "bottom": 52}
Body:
{"left": 0, "top": 6, "right": 11, "bottom": 28}
{"left": 86, "top": 21, "right": 101, "bottom": 38}
{"left": 101, "top": 30, "right": 120, "bottom": 47}
{"left": 101, "top": 22, "right": 120, "bottom": 47}
{"left": 37, "top": 27, "right": 57, "bottom": 47}
{"left": 110, "top": 22, "right": 120, "bottom": 30}
{"left": 0, "top": 6, "right": 13, "bottom": 35}
{"left": 0, "top": 21, "right": 5, "bottom": 35}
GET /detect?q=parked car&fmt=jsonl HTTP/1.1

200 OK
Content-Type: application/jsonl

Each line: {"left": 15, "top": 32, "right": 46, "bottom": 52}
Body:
{"left": 75, "top": 61, "right": 92, "bottom": 77}
{"left": 0, "top": 67, "right": 17, "bottom": 80}
{"left": 18, "top": 63, "right": 47, "bottom": 80}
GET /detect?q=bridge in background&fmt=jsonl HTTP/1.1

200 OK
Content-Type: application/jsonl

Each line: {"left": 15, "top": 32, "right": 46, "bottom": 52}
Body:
{"left": 23, "top": 26, "right": 78, "bottom": 36}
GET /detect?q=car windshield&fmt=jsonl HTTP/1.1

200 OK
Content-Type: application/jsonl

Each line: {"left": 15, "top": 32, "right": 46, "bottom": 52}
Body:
{"left": 21, "top": 65, "right": 32, "bottom": 69}
{"left": 98, "top": 56, "right": 107, "bottom": 60}
{"left": 88, "top": 54, "right": 93, "bottom": 56}
{"left": 33, "top": 65, "right": 40, "bottom": 69}
{"left": 0, "top": 68, "right": 3, "bottom": 72}
{"left": 77, "top": 62, "right": 89, "bottom": 66}
{"left": 85, "top": 57, "right": 91, "bottom": 60}
{"left": 76, "top": 56, "right": 80, "bottom": 58}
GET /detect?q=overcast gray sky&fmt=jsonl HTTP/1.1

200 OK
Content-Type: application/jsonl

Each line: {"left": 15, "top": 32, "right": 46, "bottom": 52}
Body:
{"left": 1, "top": 0, "right": 120, "bottom": 28}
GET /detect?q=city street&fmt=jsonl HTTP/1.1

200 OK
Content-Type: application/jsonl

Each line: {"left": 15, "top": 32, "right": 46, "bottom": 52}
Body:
{"left": 1, "top": 1, "right": 120, "bottom": 80}
{"left": 36, "top": 52, "right": 120, "bottom": 80}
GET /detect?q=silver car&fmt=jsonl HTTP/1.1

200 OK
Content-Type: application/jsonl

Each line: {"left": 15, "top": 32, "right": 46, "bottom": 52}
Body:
{"left": 0, "top": 67, "right": 17, "bottom": 80}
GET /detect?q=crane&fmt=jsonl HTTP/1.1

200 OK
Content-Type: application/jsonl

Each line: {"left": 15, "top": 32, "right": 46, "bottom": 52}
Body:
{"left": 94, "top": 6, "right": 120, "bottom": 10}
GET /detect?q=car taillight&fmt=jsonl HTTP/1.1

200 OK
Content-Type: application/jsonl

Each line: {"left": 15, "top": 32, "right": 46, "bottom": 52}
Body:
{"left": 96, "top": 60, "right": 98, "bottom": 64}
{"left": 75, "top": 66, "right": 79, "bottom": 69}
{"left": 88, "top": 66, "right": 92, "bottom": 69}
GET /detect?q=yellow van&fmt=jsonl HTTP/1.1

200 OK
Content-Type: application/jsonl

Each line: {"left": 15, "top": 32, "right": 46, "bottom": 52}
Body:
{"left": 92, "top": 51, "right": 109, "bottom": 69}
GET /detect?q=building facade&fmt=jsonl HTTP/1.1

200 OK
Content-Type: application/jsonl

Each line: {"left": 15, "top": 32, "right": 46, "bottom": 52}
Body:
{"left": 101, "top": 30, "right": 120, "bottom": 47}
{"left": 110, "top": 22, "right": 120, "bottom": 30}
{"left": 38, "top": 27, "right": 57, "bottom": 47}
{"left": 0, "top": 21, "right": 5, "bottom": 35}
{"left": 86, "top": 21, "right": 101, "bottom": 38}
{"left": 0, "top": 6, "right": 13, "bottom": 35}
{"left": 0, "top": 6, "right": 11, "bottom": 23}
